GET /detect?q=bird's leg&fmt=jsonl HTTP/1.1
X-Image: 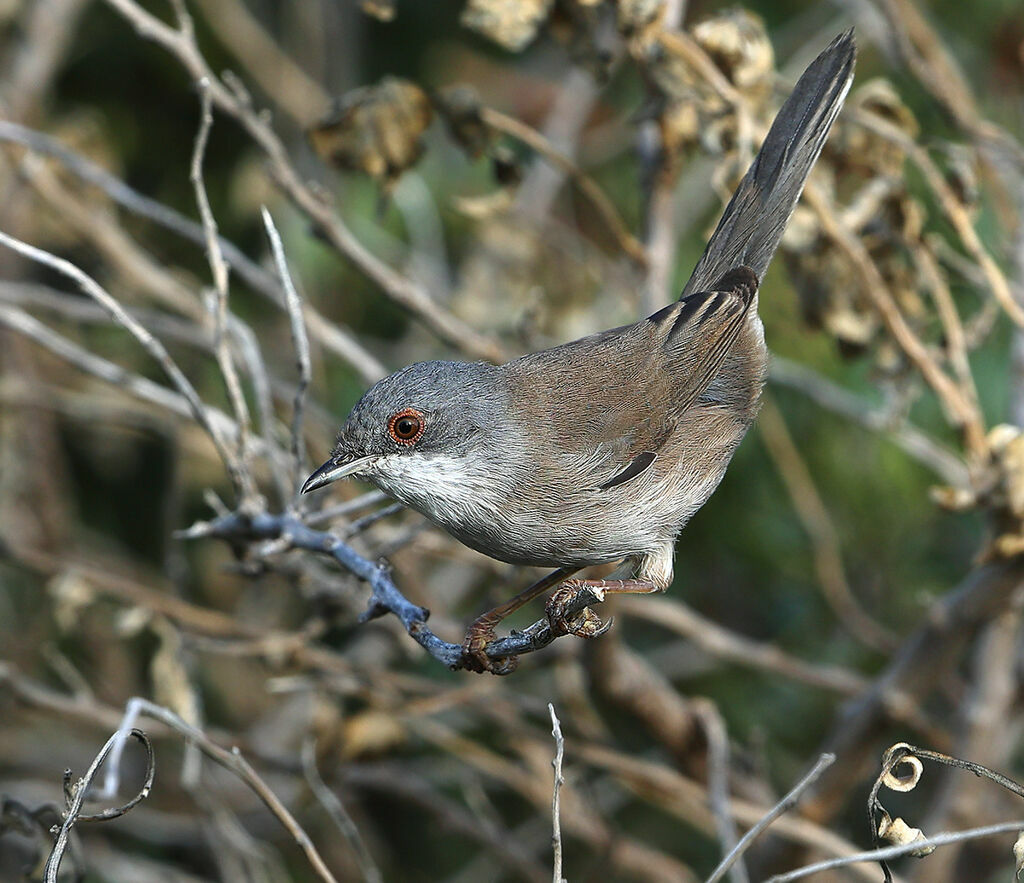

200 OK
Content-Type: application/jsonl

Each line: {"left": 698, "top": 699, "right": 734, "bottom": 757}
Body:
{"left": 546, "top": 578, "right": 662, "bottom": 638}
{"left": 462, "top": 567, "right": 578, "bottom": 674}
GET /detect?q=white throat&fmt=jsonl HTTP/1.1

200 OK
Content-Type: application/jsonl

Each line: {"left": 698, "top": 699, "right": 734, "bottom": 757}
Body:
{"left": 370, "top": 452, "right": 509, "bottom": 530}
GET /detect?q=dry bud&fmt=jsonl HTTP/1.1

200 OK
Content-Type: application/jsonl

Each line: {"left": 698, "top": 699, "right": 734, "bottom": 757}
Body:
{"left": 434, "top": 85, "right": 492, "bottom": 159}
{"left": 309, "top": 78, "right": 433, "bottom": 190}
{"left": 693, "top": 9, "right": 774, "bottom": 97}
{"left": 461, "top": 0, "right": 554, "bottom": 51}
{"left": 877, "top": 812, "right": 935, "bottom": 857}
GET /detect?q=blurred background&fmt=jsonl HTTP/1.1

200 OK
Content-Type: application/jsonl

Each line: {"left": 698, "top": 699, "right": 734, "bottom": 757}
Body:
{"left": 1, "top": 0, "right": 1023, "bottom": 880}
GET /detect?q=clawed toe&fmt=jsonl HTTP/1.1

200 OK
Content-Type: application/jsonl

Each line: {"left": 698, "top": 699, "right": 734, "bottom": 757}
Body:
{"left": 460, "top": 625, "right": 518, "bottom": 675}
{"left": 545, "top": 580, "right": 613, "bottom": 638}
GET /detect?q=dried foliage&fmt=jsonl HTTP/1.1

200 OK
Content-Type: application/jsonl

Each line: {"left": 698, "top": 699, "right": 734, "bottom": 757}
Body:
{"left": 1, "top": 0, "right": 1024, "bottom": 881}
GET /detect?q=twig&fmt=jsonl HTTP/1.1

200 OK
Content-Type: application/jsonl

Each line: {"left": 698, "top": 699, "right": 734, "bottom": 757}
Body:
{"left": 414, "top": 717, "right": 697, "bottom": 881}
{"left": 706, "top": 753, "right": 835, "bottom": 883}
{"left": 189, "top": 77, "right": 256, "bottom": 504}
{"left": 867, "top": 741, "right": 1024, "bottom": 882}
{"left": 803, "top": 181, "right": 987, "bottom": 457}
{"left": 766, "top": 819, "right": 1024, "bottom": 882}
{"left": 262, "top": 206, "right": 312, "bottom": 498}
{"left": 342, "top": 502, "right": 404, "bottom": 538}
{"left": 695, "top": 700, "right": 747, "bottom": 883}
{"left": 305, "top": 491, "right": 390, "bottom": 526}
{"left": 574, "top": 742, "right": 877, "bottom": 881}
{"left": 180, "top": 510, "right": 616, "bottom": 672}
{"left": 0, "top": 121, "right": 280, "bottom": 297}
{"left": 481, "top": 106, "right": 647, "bottom": 266}
{"left": 758, "top": 395, "right": 897, "bottom": 652}
{"left": 854, "top": 107, "right": 1024, "bottom": 331}
{"left": 0, "top": 303, "right": 268, "bottom": 462}
{"left": 101, "top": 0, "right": 505, "bottom": 363}
{"left": 44, "top": 728, "right": 154, "bottom": 883}
{"left": 301, "top": 738, "right": 383, "bottom": 883}
{"left": 0, "top": 231, "right": 251, "bottom": 493}
{"left": 618, "top": 596, "right": 870, "bottom": 697}
{"left": 769, "top": 356, "right": 969, "bottom": 488}
{"left": 548, "top": 702, "right": 566, "bottom": 883}
{"left": 191, "top": 0, "right": 328, "bottom": 124}
{"left": 103, "top": 698, "right": 338, "bottom": 883}
{"left": 0, "top": 120, "right": 386, "bottom": 383}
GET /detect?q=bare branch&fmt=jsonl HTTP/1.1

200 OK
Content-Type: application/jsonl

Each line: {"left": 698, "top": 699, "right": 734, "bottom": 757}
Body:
{"left": 0, "top": 235, "right": 251, "bottom": 494}
{"left": 548, "top": 703, "right": 566, "bottom": 883}
{"left": 707, "top": 753, "right": 835, "bottom": 883}
{"left": 101, "top": 0, "right": 505, "bottom": 363}
{"left": 262, "top": 207, "right": 312, "bottom": 499}
{"left": 301, "top": 738, "right": 382, "bottom": 883}
{"left": 44, "top": 728, "right": 154, "bottom": 883}
{"left": 104, "top": 698, "right": 338, "bottom": 883}
{"left": 189, "top": 78, "right": 257, "bottom": 504}
{"left": 766, "top": 820, "right": 1024, "bottom": 883}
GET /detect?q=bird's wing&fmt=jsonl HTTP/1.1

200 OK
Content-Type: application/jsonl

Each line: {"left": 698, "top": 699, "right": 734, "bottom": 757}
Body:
{"left": 648, "top": 266, "right": 759, "bottom": 417}
{"left": 581, "top": 270, "right": 757, "bottom": 491}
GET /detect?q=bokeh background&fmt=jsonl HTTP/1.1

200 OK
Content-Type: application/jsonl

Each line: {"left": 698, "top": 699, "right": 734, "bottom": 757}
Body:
{"left": 1, "top": 0, "right": 1024, "bottom": 880}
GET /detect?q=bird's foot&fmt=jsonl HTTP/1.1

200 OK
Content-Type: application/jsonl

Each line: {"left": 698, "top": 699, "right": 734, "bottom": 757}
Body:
{"left": 545, "top": 580, "right": 614, "bottom": 639}
{"left": 460, "top": 620, "right": 518, "bottom": 675}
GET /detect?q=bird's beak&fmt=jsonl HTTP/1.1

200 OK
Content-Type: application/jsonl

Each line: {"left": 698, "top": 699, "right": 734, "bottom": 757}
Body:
{"left": 301, "top": 456, "right": 375, "bottom": 494}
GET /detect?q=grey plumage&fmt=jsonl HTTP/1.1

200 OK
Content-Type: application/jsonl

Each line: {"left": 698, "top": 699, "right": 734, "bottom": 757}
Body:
{"left": 682, "top": 29, "right": 855, "bottom": 296}
{"left": 305, "top": 32, "right": 856, "bottom": 592}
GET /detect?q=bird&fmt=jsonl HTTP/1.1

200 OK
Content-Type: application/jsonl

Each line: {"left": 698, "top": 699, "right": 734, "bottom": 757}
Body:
{"left": 303, "top": 30, "right": 856, "bottom": 673}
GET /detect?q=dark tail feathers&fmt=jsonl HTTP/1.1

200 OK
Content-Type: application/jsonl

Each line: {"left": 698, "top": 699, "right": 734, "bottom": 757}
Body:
{"left": 680, "top": 29, "right": 855, "bottom": 299}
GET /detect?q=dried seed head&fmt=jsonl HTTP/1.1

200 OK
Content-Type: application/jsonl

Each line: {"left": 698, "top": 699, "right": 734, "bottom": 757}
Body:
{"left": 309, "top": 78, "right": 433, "bottom": 190}
{"left": 693, "top": 9, "right": 774, "bottom": 96}
{"left": 877, "top": 812, "right": 935, "bottom": 857}
{"left": 461, "top": 0, "right": 554, "bottom": 51}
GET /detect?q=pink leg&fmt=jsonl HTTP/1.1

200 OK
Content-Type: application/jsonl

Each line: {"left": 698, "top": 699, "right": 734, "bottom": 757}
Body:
{"left": 462, "top": 567, "right": 578, "bottom": 674}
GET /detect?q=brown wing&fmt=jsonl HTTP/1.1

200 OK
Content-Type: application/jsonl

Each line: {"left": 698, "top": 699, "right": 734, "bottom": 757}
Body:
{"left": 503, "top": 267, "right": 759, "bottom": 492}
{"left": 648, "top": 266, "right": 759, "bottom": 416}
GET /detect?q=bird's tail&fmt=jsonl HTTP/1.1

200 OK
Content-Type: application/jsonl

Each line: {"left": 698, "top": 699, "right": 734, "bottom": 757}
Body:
{"left": 680, "top": 29, "right": 856, "bottom": 298}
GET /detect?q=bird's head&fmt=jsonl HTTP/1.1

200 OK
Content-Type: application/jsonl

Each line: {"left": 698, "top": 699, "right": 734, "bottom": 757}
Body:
{"left": 302, "top": 360, "right": 507, "bottom": 511}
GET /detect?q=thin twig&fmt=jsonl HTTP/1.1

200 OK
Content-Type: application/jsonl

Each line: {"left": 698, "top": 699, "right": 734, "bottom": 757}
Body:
{"left": 480, "top": 106, "right": 647, "bottom": 266}
{"left": 0, "top": 230, "right": 250, "bottom": 491}
{"left": 301, "top": 738, "right": 383, "bottom": 883}
{"left": 44, "top": 728, "right": 154, "bottom": 883}
{"left": 769, "top": 356, "right": 969, "bottom": 488}
{"left": 104, "top": 698, "right": 338, "bottom": 883}
{"left": 803, "top": 181, "right": 987, "bottom": 457}
{"left": 854, "top": 106, "right": 1024, "bottom": 330}
{"left": 0, "top": 120, "right": 386, "bottom": 382}
{"left": 102, "top": 0, "right": 505, "bottom": 363}
{"left": 190, "top": 78, "right": 256, "bottom": 504}
{"left": 261, "top": 206, "right": 312, "bottom": 499}
{"left": 706, "top": 753, "right": 835, "bottom": 883}
{"left": 695, "top": 700, "right": 747, "bottom": 883}
{"left": 0, "top": 303, "right": 269, "bottom": 463}
{"left": 548, "top": 702, "right": 566, "bottom": 883}
{"left": 766, "top": 819, "right": 1024, "bottom": 882}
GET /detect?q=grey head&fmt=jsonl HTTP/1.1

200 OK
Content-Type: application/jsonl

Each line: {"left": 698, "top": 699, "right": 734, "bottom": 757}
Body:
{"left": 302, "top": 360, "right": 507, "bottom": 511}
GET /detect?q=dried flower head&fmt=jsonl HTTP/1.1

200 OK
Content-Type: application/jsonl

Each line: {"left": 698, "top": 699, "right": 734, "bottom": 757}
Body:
{"left": 309, "top": 77, "right": 433, "bottom": 190}
{"left": 461, "top": 0, "right": 554, "bottom": 51}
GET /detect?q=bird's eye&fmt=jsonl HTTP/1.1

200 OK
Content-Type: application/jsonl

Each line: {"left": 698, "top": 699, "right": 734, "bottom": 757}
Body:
{"left": 388, "top": 408, "right": 426, "bottom": 445}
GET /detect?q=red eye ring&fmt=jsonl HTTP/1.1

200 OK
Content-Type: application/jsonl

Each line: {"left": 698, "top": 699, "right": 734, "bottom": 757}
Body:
{"left": 388, "top": 408, "right": 426, "bottom": 446}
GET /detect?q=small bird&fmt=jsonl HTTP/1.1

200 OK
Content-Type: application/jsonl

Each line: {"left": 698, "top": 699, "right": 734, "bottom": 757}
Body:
{"left": 304, "top": 31, "right": 856, "bottom": 672}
